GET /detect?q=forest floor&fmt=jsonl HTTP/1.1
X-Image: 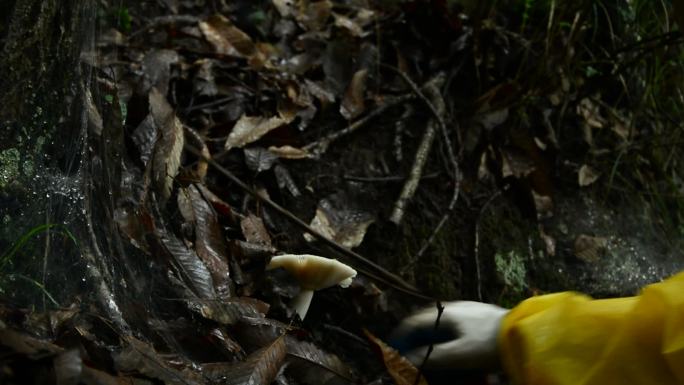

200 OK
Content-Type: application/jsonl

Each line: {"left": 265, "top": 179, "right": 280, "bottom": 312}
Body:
{"left": 1, "top": 1, "right": 683, "bottom": 384}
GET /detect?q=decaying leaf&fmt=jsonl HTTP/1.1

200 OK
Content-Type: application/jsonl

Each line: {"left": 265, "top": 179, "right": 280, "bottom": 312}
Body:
{"left": 225, "top": 114, "right": 289, "bottom": 150}
{"left": 197, "top": 184, "right": 237, "bottom": 223}
{"left": 197, "top": 297, "right": 270, "bottom": 325}
{"left": 244, "top": 147, "right": 279, "bottom": 173}
{"left": 303, "top": 193, "right": 374, "bottom": 249}
{"left": 268, "top": 145, "right": 311, "bottom": 159}
{"left": 295, "top": 0, "right": 333, "bottom": 31}
{"left": 241, "top": 214, "right": 273, "bottom": 247}
{"left": 577, "top": 98, "right": 606, "bottom": 129}
{"left": 363, "top": 329, "right": 428, "bottom": 385}
{"left": 177, "top": 185, "right": 232, "bottom": 294}
{"left": 116, "top": 336, "right": 202, "bottom": 385}
{"left": 475, "top": 108, "right": 509, "bottom": 130}
{"left": 532, "top": 190, "right": 554, "bottom": 219}
{"left": 574, "top": 234, "right": 609, "bottom": 263}
{"left": 340, "top": 69, "right": 368, "bottom": 120}
{"left": 199, "top": 14, "right": 255, "bottom": 57}
{"left": 159, "top": 232, "right": 217, "bottom": 299}
{"left": 285, "top": 337, "right": 355, "bottom": 383}
{"left": 274, "top": 164, "right": 302, "bottom": 197}
{"left": 333, "top": 13, "right": 364, "bottom": 37}
{"left": 149, "top": 87, "right": 185, "bottom": 201}
{"left": 501, "top": 148, "right": 536, "bottom": 178}
{"left": 578, "top": 164, "right": 600, "bottom": 187}
{"left": 0, "top": 328, "right": 63, "bottom": 357}
{"left": 202, "top": 337, "right": 287, "bottom": 385}
{"left": 142, "top": 49, "right": 180, "bottom": 95}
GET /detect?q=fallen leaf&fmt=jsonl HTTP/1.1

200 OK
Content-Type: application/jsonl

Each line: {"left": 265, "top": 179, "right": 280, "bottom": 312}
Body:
{"left": 149, "top": 88, "right": 184, "bottom": 201}
{"left": 475, "top": 108, "right": 509, "bottom": 130}
{"left": 574, "top": 234, "right": 609, "bottom": 263}
{"left": 196, "top": 297, "right": 270, "bottom": 325}
{"left": 158, "top": 231, "right": 217, "bottom": 300}
{"left": 285, "top": 337, "right": 355, "bottom": 383}
{"left": 225, "top": 114, "right": 289, "bottom": 150}
{"left": 241, "top": 214, "right": 273, "bottom": 247}
{"left": 363, "top": 329, "right": 428, "bottom": 385}
{"left": 268, "top": 145, "right": 311, "bottom": 159}
{"left": 340, "top": 69, "right": 368, "bottom": 120}
{"left": 199, "top": 15, "right": 255, "bottom": 57}
{"left": 244, "top": 147, "right": 279, "bottom": 173}
{"left": 532, "top": 190, "right": 554, "bottom": 219}
{"left": 295, "top": 0, "right": 333, "bottom": 31}
{"left": 142, "top": 49, "right": 180, "bottom": 95}
{"left": 501, "top": 148, "right": 535, "bottom": 178}
{"left": 303, "top": 193, "right": 374, "bottom": 249}
{"left": 333, "top": 13, "right": 364, "bottom": 37}
{"left": 577, "top": 98, "right": 605, "bottom": 129}
{"left": 578, "top": 164, "right": 600, "bottom": 187}
{"left": 274, "top": 164, "right": 302, "bottom": 197}
{"left": 116, "top": 336, "right": 202, "bottom": 385}
{"left": 202, "top": 337, "right": 286, "bottom": 385}
{"left": 177, "top": 185, "right": 232, "bottom": 295}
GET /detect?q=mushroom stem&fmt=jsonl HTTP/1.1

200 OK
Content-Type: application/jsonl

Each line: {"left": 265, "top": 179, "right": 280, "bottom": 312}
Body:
{"left": 291, "top": 289, "right": 314, "bottom": 319}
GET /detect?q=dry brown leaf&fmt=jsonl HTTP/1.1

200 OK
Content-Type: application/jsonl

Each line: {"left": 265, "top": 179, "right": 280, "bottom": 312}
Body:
{"left": 501, "top": 148, "right": 535, "bottom": 178}
{"left": 574, "top": 234, "right": 608, "bottom": 263}
{"left": 363, "top": 329, "right": 428, "bottom": 385}
{"left": 340, "top": 69, "right": 368, "bottom": 120}
{"left": 578, "top": 164, "right": 600, "bottom": 187}
{"left": 177, "top": 185, "right": 232, "bottom": 294}
{"left": 333, "top": 13, "right": 364, "bottom": 37}
{"left": 241, "top": 214, "right": 273, "bottom": 247}
{"left": 149, "top": 88, "right": 184, "bottom": 201}
{"left": 225, "top": 114, "right": 289, "bottom": 150}
{"left": 295, "top": 0, "right": 333, "bottom": 31}
{"left": 532, "top": 190, "right": 554, "bottom": 219}
{"left": 202, "top": 337, "right": 286, "bottom": 385}
{"left": 116, "top": 336, "right": 202, "bottom": 385}
{"left": 199, "top": 15, "right": 255, "bottom": 57}
{"left": 268, "top": 145, "right": 311, "bottom": 159}
{"left": 577, "top": 98, "right": 605, "bottom": 129}
{"left": 303, "top": 194, "right": 374, "bottom": 249}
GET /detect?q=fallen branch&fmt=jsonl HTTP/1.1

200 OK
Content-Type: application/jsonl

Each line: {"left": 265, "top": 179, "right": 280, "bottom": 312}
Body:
{"left": 386, "top": 67, "right": 462, "bottom": 263}
{"left": 389, "top": 77, "right": 443, "bottom": 224}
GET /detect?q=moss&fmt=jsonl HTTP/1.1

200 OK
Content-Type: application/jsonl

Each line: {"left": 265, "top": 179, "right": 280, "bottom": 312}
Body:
{"left": 0, "top": 148, "right": 21, "bottom": 188}
{"left": 495, "top": 250, "right": 527, "bottom": 294}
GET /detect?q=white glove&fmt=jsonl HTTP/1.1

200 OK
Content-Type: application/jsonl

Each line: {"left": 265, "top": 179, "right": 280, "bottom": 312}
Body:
{"left": 390, "top": 301, "right": 509, "bottom": 370}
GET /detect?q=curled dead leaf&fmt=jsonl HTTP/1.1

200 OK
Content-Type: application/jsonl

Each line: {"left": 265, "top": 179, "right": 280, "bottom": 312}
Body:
{"left": 199, "top": 15, "right": 255, "bottom": 57}
{"left": 340, "top": 69, "right": 368, "bottom": 120}
{"left": 363, "top": 329, "right": 428, "bottom": 385}
{"left": 268, "top": 145, "right": 311, "bottom": 159}
{"left": 225, "top": 114, "right": 290, "bottom": 150}
{"left": 578, "top": 164, "right": 600, "bottom": 187}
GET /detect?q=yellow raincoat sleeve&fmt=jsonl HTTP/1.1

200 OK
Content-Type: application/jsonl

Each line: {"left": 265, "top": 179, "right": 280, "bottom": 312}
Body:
{"left": 498, "top": 271, "right": 684, "bottom": 385}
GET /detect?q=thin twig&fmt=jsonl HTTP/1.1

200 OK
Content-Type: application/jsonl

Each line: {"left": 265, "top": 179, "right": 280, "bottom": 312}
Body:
{"left": 184, "top": 144, "right": 435, "bottom": 301}
{"left": 389, "top": 74, "right": 447, "bottom": 224}
{"left": 388, "top": 67, "right": 462, "bottom": 262}
{"left": 343, "top": 172, "right": 440, "bottom": 183}
{"left": 302, "top": 94, "right": 414, "bottom": 157}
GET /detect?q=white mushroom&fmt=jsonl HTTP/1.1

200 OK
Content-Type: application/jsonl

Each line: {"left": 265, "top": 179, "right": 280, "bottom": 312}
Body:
{"left": 267, "top": 254, "right": 357, "bottom": 319}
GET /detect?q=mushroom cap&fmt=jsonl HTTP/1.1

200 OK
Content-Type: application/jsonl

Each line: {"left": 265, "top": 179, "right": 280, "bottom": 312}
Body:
{"left": 267, "top": 254, "right": 357, "bottom": 290}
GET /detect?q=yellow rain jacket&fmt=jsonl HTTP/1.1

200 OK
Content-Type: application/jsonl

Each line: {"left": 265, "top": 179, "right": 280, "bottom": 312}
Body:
{"left": 498, "top": 271, "right": 684, "bottom": 385}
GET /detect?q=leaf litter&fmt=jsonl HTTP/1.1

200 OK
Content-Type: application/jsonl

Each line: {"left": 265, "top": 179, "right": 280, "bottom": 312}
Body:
{"left": 6, "top": 0, "right": 675, "bottom": 384}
